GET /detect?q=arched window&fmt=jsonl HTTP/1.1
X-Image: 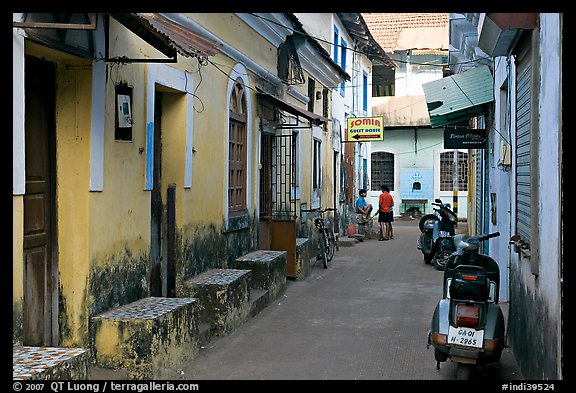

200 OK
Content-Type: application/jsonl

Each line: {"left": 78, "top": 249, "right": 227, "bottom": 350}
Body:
{"left": 228, "top": 80, "right": 247, "bottom": 215}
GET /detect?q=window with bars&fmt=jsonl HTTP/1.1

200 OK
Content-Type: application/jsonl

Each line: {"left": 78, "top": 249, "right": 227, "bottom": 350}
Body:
{"left": 440, "top": 151, "right": 468, "bottom": 191}
{"left": 228, "top": 81, "right": 247, "bottom": 216}
{"left": 313, "top": 138, "right": 322, "bottom": 190}
{"left": 371, "top": 152, "right": 394, "bottom": 191}
{"left": 291, "top": 131, "right": 299, "bottom": 190}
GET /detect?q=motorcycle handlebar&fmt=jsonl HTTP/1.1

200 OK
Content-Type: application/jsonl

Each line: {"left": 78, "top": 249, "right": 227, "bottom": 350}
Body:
{"left": 478, "top": 232, "right": 500, "bottom": 242}
{"left": 302, "top": 207, "right": 335, "bottom": 213}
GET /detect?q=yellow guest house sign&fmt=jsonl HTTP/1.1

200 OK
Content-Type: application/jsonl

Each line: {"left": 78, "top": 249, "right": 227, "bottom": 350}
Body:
{"left": 346, "top": 116, "right": 384, "bottom": 142}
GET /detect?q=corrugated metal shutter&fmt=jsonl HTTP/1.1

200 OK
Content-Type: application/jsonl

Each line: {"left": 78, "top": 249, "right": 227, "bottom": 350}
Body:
{"left": 516, "top": 49, "right": 532, "bottom": 242}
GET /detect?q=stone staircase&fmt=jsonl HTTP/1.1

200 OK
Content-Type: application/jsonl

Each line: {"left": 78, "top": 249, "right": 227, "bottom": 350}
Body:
{"left": 13, "top": 249, "right": 293, "bottom": 380}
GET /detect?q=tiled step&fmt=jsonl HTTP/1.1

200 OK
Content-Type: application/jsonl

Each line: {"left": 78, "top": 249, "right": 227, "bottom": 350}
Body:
{"left": 91, "top": 297, "right": 199, "bottom": 380}
{"left": 13, "top": 346, "right": 89, "bottom": 380}
{"left": 234, "top": 250, "right": 287, "bottom": 300}
{"left": 179, "top": 269, "right": 252, "bottom": 339}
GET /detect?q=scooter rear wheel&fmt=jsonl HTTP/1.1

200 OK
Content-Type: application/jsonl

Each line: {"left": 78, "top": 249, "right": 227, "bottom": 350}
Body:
{"left": 455, "top": 363, "right": 473, "bottom": 380}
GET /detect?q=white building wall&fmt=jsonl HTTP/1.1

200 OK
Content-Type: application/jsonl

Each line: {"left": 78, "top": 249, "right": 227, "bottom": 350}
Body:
{"left": 13, "top": 16, "right": 25, "bottom": 195}
{"left": 367, "top": 129, "right": 466, "bottom": 217}
{"left": 392, "top": 52, "right": 445, "bottom": 96}
{"left": 536, "top": 12, "right": 562, "bottom": 328}
{"left": 489, "top": 55, "right": 515, "bottom": 302}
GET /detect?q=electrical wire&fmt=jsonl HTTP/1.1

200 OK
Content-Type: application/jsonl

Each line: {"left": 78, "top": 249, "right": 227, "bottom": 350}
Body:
{"left": 247, "top": 13, "right": 491, "bottom": 68}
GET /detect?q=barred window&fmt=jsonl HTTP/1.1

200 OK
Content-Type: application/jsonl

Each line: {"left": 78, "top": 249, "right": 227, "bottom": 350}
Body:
{"left": 228, "top": 81, "right": 247, "bottom": 215}
{"left": 440, "top": 151, "right": 468, "bottom": 191}
{"left": 371, "top": 152, "right": 394, "bottom": 191}
{"left": 313, "top": 138, "right": 322, "bottom": 189}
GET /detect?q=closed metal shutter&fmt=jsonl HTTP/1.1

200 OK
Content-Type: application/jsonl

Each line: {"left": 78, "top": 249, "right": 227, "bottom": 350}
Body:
{"left": 516, "top": 48, "right": 532, "bottom": 242}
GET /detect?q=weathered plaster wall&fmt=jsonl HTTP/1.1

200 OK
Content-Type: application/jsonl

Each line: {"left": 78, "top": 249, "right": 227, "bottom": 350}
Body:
{"left": 55, "top": 63, "right": 92, "bottom": 347}
{"left": 13, "top": 197, "right": 24, "bottom": 344}
{"left": 509, "top": 265, "right": 559, "bottom": 379}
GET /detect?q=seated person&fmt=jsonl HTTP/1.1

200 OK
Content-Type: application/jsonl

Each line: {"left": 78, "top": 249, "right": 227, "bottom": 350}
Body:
{"left": 355, "top": 189, "right": 373, "bottom": 220}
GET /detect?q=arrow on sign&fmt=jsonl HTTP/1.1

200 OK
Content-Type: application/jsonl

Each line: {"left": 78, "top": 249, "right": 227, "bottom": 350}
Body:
{"left": 352, "top": 134, "right": 381, "bottom": 140}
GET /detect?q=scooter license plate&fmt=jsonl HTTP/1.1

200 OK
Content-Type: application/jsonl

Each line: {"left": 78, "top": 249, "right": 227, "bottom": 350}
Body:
{"left": 448, "top": 326, "right": 484, "bottom": 348}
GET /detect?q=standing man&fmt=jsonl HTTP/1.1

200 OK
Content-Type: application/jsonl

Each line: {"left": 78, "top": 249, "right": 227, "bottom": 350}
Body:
{"left": 378, "top": 184, "right": 394, "bottom": 241}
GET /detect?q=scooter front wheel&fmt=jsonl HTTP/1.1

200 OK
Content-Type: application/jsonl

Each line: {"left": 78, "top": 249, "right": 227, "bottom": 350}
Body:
{"left": 419, "top": 214, "right": 439, "bottom": 231}
{"left": 433, "top": 249, "right": 452, "bottom": 270}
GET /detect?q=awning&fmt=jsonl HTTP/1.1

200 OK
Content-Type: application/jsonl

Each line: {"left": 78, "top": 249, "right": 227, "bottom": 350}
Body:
{"left": 256, "top": 88, "right": 327, "bottom": 127}
{"left": 422, "top": 65, "right": 494, "bottom": 128}
{"left": 109, "top": 13, "right": 221, "bottom": 62}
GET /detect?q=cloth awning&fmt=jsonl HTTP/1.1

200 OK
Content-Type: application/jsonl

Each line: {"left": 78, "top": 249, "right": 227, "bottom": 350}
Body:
{"left": 422, "top": 65, "right": 494, "bottom": 128}
{"left": 109, "top": 13, "right": 221, "bottom": 61}
{"left": 256, "top": 88, "right": 327, "bottom": 126}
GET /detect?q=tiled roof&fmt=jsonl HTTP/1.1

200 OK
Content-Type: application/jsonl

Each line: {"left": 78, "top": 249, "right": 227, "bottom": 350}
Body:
{"left": 362, "top": 13, "right": 449, "bottom": 52}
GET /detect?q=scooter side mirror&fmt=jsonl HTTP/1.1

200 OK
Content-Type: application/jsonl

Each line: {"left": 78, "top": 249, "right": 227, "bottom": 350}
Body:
{"left": 452, "top": 234, "right": 468, "bottom": 251}
{"left": 435, "top": 198, "right": 442, "bottom": 203}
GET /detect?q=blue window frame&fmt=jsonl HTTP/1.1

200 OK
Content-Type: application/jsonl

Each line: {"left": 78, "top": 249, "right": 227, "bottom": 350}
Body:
{"left": 340, "top": 39, "right": 347, "bottom": 96}
{"left": 333, "top": 26, "right": 339, "bottom": 63}
{"left": 362, "top": 71, "right": 368, "bottom": 113}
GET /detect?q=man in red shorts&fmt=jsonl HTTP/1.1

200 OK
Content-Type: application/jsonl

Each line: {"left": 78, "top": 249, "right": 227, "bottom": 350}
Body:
{"left": 378, "top": 184, "right": 394, "bottom": 241}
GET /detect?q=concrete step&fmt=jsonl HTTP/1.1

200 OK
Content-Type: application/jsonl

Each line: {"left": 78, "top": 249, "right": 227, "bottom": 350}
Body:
{"left": 338, "top": 236, "right": 359, "bottom": 247}
{"left": 180, "top": 269, "right": 252, "bottom": 338}
{"left": 233, "top": 250, "right": 287, "bottom": 301}
{"left": 91, "top": 296, "right": 199, "bottom": 380}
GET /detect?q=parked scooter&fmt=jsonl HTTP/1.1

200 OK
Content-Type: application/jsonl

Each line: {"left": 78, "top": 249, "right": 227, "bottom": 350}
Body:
{"left": 427, "top": 231, "right": 505, "bottom": 380}
{"left": 417, "top": 199, "right": 457, "bottom": 270}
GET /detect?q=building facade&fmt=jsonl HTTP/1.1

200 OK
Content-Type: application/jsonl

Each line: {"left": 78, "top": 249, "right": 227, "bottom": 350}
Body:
{"left": 438, "top": 13, "right": 563, "bottom": 379}
{"left": 13, "top": 12, "right": 348, "bottom": 349}
{"left": 362, "top": 13, "right": 470, "bottom": 220}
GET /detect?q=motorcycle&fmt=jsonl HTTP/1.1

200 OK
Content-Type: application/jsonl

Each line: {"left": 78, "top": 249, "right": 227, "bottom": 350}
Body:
{"left": 417, "top": 198, "right": 457, "bottom": 270}
{"left": 427, "top": 231, "right": 505, "bottom": 380}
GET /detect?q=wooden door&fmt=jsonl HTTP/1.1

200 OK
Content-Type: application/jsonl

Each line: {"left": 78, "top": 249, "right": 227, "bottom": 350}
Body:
{"left": 23, "top": 56, "right": 57, "bottom": 346}
{"left": 150, "top": 91, "right": 163, "bottom": 296}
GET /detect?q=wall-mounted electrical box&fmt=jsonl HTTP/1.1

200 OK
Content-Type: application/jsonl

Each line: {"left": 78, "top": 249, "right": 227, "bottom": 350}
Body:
{"left": 117, "top": 94, "right": 132, "bottom": 128}
{"left": 115, "top": 83, "right": 133, "bottom": 141}
{"left": 500, "top": 141, "right": 511, "bottom": 165}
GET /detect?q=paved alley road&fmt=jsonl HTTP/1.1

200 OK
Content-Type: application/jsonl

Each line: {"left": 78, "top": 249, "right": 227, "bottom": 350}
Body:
{"left": 173, "top": 220, "right": 523, "bottom": 381}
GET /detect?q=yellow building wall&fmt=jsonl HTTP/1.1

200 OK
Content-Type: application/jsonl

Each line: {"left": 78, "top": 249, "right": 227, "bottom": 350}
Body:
{"left": 54, "top": 64, "right": 92, "bottom": 347}
{"left": 186, "top": 13, "right": 277, "bottom": 76}
{"left": 16, "top": 13, "right": 340, "bottom": 347}
{"left": 181, "top": 58, "right": 229, "bottom": 226}
{"left": 13, "top": 197, "right": 24, "bottom": 344}
{"left": 87, "top": 28, "right": 154, "bottom": 335}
